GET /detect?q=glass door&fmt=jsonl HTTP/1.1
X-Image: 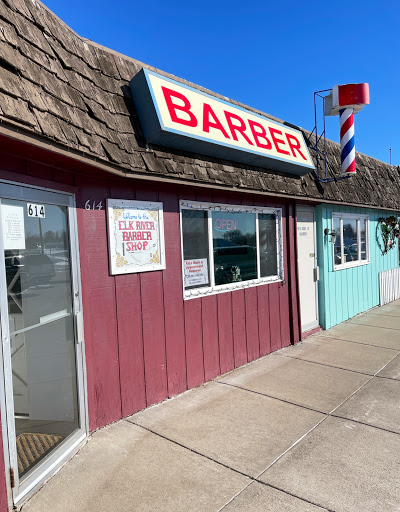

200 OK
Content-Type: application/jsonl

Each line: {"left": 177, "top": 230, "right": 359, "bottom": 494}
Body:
{"left": 0, "top": 182, "right": 87, "bottom": 505}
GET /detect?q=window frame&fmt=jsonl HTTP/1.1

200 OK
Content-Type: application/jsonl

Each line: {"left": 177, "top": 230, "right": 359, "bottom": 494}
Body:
{"left": 180, "top": 200, "right": 284, "bottom": 299}
{"left": 332, "top": 212, "right": 370, "bottom": 271}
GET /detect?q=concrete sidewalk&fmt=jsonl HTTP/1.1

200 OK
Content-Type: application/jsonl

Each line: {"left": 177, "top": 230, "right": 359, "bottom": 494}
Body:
{"left": 22, "top": 301, "right": 400, "bottom": 512}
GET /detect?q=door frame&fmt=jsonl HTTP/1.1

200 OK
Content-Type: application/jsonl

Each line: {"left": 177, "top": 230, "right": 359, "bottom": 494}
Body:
{"left": 0, "top": 179, "right": 88, "bottom": 507}
{"left": 296, "top": 205, "right": 319, "bottom": 332}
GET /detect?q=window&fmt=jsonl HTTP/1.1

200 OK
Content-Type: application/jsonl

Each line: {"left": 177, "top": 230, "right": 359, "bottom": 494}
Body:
{"left": 332, "top": 213, "right": 369, "bottom": 269}
{"left": 181, "top": 201, "right": 283, "bottom": 298}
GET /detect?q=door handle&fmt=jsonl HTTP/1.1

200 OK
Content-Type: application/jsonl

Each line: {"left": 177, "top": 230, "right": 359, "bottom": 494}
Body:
{"left": 314, "top": 266, "right": 319, "bottom": 282}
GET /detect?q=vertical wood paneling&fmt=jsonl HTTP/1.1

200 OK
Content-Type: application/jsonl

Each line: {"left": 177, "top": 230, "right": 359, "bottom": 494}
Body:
{"left": 245, "top": 287, "right": 260, "bottom": 361}
{"left": 140, "top": 270, "right": 168, "bottom": 406}
{"left": 269, "top": 283, "right": 281, "bottom": 352}
{"left": 201, "top": 295, "right": 220, "bottom": 380}
{"left": 136, "top": 183, "right": 168, "bottom": 407}
{"left": 160, "top": 189, "right": 187, "bottom": 398}
{"left": 110, "top": 184, "right": 147, "bottom": 417}
{"left": 184, "top": 298, "right": 205, "bottom": 388}
{"left": 77, "top": 177, "right": 122, "bottom": 429}
{"left": 217, "top": 292, "right": 234, "bottom": 374}
{"left": 115, "top": 277, "right": 146, "bottom": 416}
{"left": 257, "top": 285, "right": 271, "bottom": 356}
{"left": 232, "top": 289, "right": 247, "bottom": 367}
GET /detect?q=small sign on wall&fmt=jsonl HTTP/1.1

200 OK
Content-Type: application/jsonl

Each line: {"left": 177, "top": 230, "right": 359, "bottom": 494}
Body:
{"left": 106, "top": 199, "right": 166, "bottom": 275}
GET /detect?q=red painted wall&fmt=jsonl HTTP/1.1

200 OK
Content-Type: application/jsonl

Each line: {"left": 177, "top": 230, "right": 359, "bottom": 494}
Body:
{"left": 74, "top": 174, "right": 300, "bottom": 430}
{"left": 0, "top": 141, "right": 301, "bottom": 507}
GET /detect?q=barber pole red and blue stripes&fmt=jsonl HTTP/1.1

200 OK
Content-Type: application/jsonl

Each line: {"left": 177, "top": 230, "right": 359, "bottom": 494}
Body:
{"left": 339, "top": 108, "right": 356, "bottom": 174}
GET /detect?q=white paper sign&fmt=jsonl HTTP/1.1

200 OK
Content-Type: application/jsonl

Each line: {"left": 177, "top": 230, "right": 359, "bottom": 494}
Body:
{"left": 184, "top": 258, "right": 209, "bottom": 287}
{"left": 107, "top": 199, "right": 165, "bottom": 275}
{"left": 1, "top": 204, "right": 25, "bottom": 250}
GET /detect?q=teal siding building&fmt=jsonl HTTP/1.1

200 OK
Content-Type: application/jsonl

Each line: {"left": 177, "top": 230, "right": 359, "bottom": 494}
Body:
{"left": 316, "top": 204, "right": 399, "bottom": 330}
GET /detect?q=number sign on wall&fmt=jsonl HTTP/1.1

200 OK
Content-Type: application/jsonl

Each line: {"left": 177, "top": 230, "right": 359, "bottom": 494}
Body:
{"left": 27, "top": 203, "right": 45, "bottom": 218}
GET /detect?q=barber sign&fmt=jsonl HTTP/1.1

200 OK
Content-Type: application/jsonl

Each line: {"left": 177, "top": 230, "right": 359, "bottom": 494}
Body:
{"left": 130, "top": 69, "right": 314, "bottom": 176}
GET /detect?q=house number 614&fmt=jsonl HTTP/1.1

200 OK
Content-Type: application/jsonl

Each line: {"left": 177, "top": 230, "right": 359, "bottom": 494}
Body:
{"left": 85, "top": 200, "right": 103, "bottom": 210}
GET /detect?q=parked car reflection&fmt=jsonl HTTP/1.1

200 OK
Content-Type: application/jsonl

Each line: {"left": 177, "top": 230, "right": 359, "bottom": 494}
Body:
{"left": 5, "top": 251, "right": 56, "bottom": 294}
{"left": 213, "top": 245, "right": 257, "bottom": 285}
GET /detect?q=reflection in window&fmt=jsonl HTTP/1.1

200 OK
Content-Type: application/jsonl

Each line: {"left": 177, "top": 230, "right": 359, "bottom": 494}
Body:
{"left": 360, "top": 218, "right": 367, "bottom": 260}
{"left": 181, "top": 203, "right": 282, "bottom": 294}
{"left": 333, "top": 217, "right": 341, "bottom": 266}
{"left": 343, "top": 218, "right": 358, "bottom": 262}
{"left": 182, "top": 209, "right": 209, "bottom": 290}
{"left": 259, "top": 214, "right": 277, "bottom": 277}
{"left": 212, "top": 212, "right": 256, "bottom": 285}
{"left": 332, "top": 214, "right": 369, "bottom": 269}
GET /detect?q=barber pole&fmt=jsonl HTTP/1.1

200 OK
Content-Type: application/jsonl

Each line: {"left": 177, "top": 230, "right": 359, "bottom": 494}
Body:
{"left": 324, "top": 83, "right": 370, "bottom": 175}
{"left": 339, "top": 108, "right": 356, "bottom": 174}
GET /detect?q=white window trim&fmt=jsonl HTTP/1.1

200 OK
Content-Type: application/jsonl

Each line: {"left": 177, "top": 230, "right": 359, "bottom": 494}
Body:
{"left": 180, "top": 200, "right": 284, "bottom": 300}
{"left": 332, "top": 212, "right": 370, "bottom": 271}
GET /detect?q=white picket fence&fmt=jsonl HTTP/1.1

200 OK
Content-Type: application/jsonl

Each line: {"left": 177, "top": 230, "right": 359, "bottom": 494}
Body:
{"left": 379, "top": 267, "right": 400, "bottom": 306}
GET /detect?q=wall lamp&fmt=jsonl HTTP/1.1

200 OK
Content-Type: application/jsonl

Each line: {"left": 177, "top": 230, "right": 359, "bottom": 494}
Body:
{"left": 324, "top": 227, "right": 337, "bottom": 244}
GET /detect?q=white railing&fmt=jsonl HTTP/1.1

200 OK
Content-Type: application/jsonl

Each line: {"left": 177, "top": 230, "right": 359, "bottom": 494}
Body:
{"left": 379, "top": 267, "right": 400, "bottom": 306}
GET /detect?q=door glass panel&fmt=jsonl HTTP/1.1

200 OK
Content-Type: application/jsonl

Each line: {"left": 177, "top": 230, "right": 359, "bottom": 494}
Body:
{"left": 2, "top": 199, "right": 79, "bottom": 481}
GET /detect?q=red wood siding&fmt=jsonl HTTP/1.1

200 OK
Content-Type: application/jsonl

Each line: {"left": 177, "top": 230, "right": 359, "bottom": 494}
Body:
{"left": 159, "top": 189, "right": 187, "bottom": 398}
{"left": 0, "top": 148, "right": 301, "bottom": 437}
{"left": 232, "top": 289, "right": 248, "bottom": 367}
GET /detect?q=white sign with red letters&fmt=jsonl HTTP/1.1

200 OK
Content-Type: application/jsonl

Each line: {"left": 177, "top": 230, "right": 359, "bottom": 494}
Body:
{"left": 130, "top": 69, "right": 314, "bottom": 175}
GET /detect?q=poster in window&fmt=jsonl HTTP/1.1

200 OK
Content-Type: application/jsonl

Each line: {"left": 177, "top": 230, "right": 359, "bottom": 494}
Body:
{"left": 184, "top": 258, "right": 209, "bottom": 287}
{"left": 107, "top": 199, "right": 165, "bottom": 275}
{"left": 1, "top": 204, "right": 26, "bottom": 250}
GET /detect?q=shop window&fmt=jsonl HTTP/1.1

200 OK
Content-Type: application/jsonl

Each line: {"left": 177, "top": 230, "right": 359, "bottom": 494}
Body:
{"left": 332, "top": 213, "right": 370, "bottom": 270}
{"left": 181, "top": 201, "right": 283, "bottom": 298}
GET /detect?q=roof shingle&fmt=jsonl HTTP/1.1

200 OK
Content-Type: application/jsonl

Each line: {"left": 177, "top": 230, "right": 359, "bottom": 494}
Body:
{"left": 0, "top": 0, "right": 399, "bottom": 211}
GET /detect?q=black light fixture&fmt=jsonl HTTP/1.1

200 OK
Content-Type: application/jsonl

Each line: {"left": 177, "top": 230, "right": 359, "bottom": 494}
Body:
{"left": 324, "top": 227, "right": 337, "bottom": 244}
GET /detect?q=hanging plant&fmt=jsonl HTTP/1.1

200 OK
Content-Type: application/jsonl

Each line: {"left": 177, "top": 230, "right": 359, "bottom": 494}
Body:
{"left": 379, "top": 216, "right": 400, "bottom": 254}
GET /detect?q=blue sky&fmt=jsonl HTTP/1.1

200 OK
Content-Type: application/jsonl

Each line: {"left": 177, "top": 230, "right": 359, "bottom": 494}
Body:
{"left": 45, "top": 0, "right": 399, "bottom": 165}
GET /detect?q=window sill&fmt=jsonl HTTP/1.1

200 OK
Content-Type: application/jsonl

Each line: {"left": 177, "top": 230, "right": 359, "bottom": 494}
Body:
{"left": 184, "top": 276, "right": 283, "bottom": 300}
{"left": 333, "top": 260, "right": 370, "bottom": 271}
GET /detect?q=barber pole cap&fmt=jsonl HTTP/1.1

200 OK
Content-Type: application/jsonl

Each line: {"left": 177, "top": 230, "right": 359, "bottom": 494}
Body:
{"left": 324, "top": 83, "right": 369, "bottom": 175}
{"left": 324, "top": 83, "right": 369, "bottom": 116}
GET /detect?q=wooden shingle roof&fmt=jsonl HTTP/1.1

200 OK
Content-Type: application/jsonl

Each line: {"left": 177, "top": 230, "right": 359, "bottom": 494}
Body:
{"left": 0, "top": 0, "right": 399, "bottom": 210}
